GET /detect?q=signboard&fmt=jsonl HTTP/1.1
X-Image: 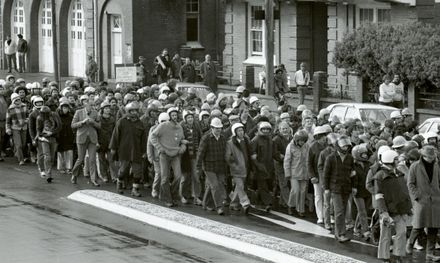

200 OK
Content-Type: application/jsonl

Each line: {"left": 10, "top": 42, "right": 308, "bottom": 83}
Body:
{"left": 116, "top": 66, "right": 137, "bottom": 83}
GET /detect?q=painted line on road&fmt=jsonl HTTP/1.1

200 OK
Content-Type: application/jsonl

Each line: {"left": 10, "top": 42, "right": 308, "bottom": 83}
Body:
{"left": 68, "top": 190, "right": 365, "bottom": 263}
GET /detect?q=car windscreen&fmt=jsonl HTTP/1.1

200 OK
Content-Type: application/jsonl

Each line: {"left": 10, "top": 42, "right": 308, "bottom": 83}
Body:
{"left": 176, "top": 85, "right": 210, "bottom": 100}
{"left": 359, "top": 109, "right": 395, "bottom": 123}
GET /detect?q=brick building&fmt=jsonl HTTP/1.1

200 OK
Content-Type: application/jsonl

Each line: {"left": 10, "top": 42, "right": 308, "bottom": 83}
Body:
{"left": 1, "top": 0, "right": 224, "bottom": 80}
{"left": 223, "top": 0, "right": 439, "bottom": 93}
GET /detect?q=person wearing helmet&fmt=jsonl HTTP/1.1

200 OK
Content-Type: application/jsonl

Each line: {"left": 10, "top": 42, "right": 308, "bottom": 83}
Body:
{"left": 323, "top": 135, "right": 355, "bottom": 243}
{"left": 250, "top": 121, "right": 274, "bottom": 212}
{"left": 41, "top": 77, "right": 50, "bottom": 88}
{"left": 70, "top": 94, "right": 101, "bottom": 186}
{"left": 374, "top": 149, "right": 412, "bottom": 262}
{"left": 205, "top": 92, "right": 217, "bottom": 107}
{"left": 317, "top": 132, "right": 339, "bottom": 230}
{"left": 96, "top": 101, "right": 117, "bottom": 183}
{"left": 149, "top": 106, "right": 186, "bottom": 207}
{"left": 424, "top": 131, "right": 438, "bottom": 148}
{"left": 35, "top": 106, "right": 61, "bottom": 183}
{"left": 317, "top": 108, "right": 330, "bottom": 126}
{"left": 180, "top": 109, "right": 203, "bottom": 205}
{"left": 225, "top": 122, "right": 252, "bottom": 214}
{"left": 199, "top": 110, "right": 211, "bottom": 133}
{"left": 406, "top": 145, "right": 440, "bottom": 261}
{"left": 307, "top": 126, "right": 330, "bottom": 222}
{"left": 6, "top": 74, "right": 15, "bottom": 84}
{"left": 0, "top": 83, "right": 8, "bottom": 161}
{"left": 351, "top": 144, "right": 372, "bottom": 240}
{"left": 284, "top": 129, "right": 309, "bottom": 216}
{"left": 56, "top": 97, "right": 75, "bottom": 175}
{"left": 248, "top": 96, "right": 260, "bottom": 118}
{"left": 196, "top": 117, "right": 227, "bottom": 215}
{"left": 109, "top": 101, "right": 146, "bottom": 197}
{"left": 6, "top": 93, "right": 28, "bottom": 165}
{"left": 27, "top": 96, "right": 44, "bottom": 164}
{"left": 222, "top": 114, "right": 240, "bottom": 139}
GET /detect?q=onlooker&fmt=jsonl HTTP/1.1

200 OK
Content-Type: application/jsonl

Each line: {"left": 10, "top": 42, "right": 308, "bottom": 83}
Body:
{"left": 16, "top": 34, "right": 28, "bottom": 73}
{"left": 292, "top": 62, "right": 310, "bottom": 105}
{"left": 200, "top": 54, "right": 218, "bottom": 93}
{"left": 154, "top": 49, "right": 171, "bottom": 84}
{"left": 180, "top": 58, "right": 196, "bottom": 83}
{"left": 391, "top": 74, "right": 404, "bottom": 108}
{"left": 171, "top": 53, "right": 182, "bottom": 79}
{"left": 85, "top": 55, "right": 98, "bottom": 84}
{"left": 378, "top": 75, "right": 395, "bottom": 106}
{"left": 4, "top": 35, "right": 17, "bottom": 73}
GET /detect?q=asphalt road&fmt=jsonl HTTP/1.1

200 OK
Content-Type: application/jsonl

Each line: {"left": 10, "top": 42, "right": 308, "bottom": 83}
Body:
{"left": 0, "top": 159, "right": 261, "bottom": 263}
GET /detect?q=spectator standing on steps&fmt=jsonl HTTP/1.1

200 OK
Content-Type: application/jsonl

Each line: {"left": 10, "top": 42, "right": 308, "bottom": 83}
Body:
{"left": 200, "top": 54, "right": 218, "bottom": 94}
{"left": 292, "top": 62, "right": 310, "bottom": 105}
{"left": 85, "top": 55, "right": 98, "bottom": 84}
{"left": 16, "top": 34, "right": 28, "bottom": 73}
{"left": 4, "top": 35, "right": 17, "bottom": 73}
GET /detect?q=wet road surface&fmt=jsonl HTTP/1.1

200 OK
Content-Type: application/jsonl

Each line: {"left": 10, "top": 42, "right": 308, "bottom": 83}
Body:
{"left": 0, "top": 158, "right": 434, "bottom": 262}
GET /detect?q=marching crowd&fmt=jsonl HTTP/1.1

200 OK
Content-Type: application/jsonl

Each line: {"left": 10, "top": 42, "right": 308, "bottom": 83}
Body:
{"left": 1, "top": 71, "right": 440, "bottom": 263}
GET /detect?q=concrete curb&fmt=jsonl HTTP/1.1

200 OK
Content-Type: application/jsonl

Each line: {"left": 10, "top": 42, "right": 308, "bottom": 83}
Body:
{"left": 68, "top": 190, "right": 365, "bottom": 263}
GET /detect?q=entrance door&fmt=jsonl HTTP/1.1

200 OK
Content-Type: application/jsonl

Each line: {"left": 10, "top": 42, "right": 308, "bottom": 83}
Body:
{"left": 39, "top": 0, "right": 53, "bottom": 73}
{"left": 12, "top": 0, "right": 26, "bottom": 69}
{"left": 68, "top": 0, "right": 86, "bottom": 77}
{"left": 111, "top": 15, "right": 122, "bottom": 78}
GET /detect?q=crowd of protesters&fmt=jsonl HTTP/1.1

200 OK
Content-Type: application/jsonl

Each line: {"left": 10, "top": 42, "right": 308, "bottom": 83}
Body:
{"left": 1, "top": 63, "right": 440, "bottom": 263}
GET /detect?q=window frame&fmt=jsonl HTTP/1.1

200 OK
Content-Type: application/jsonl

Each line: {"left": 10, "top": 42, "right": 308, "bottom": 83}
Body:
{"left": 186, "top": 0, "right": 200, "bottom": 43}
{"left": 356, "top": 3, "right": 391, "bottom": 26}
{"left": 249, "top": 5, "right": 264, "bottom": 57}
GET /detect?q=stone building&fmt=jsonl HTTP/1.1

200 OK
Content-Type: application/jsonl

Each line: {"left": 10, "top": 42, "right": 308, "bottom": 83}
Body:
{"left": 1, "top": 0, "right": 224, "bottom": 80}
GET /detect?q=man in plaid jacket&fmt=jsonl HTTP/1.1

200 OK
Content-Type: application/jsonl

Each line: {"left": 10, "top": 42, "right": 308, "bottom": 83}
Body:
{"left": 6, "top": 93, "right": 28, "bottom": 165}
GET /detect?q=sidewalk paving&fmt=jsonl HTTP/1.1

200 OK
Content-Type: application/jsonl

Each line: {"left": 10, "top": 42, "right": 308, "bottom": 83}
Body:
{"left": 69, "top": 190, "right": 365, "bottom": 263}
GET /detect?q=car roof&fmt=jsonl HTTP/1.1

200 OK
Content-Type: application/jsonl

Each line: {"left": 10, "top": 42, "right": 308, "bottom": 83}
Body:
{"left": 175, "top": 82, "right": 209, "bottom": 89}
{"left": 327, "top": 103, "right": 398, "bottom": 110}
{"left": 420, "top": 118, "right": 440, "bottom": 124}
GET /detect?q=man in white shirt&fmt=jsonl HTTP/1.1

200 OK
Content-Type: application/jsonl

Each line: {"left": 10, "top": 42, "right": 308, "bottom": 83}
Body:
{"left": 4, "top": 36, "right": 17, "bottom": 73}
{"left": 378, "top": 75, "right": 396, "bottom": 106}
{"left": 293, "top": 62, "right": 310, "bottom": 105}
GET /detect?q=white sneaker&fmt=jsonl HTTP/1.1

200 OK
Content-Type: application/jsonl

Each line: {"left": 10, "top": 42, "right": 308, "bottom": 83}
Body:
{"left": 40, "top": 171, "right": 46, "bottom": 178}
{"left": 317, "top": 219, "right": 324, "bottom": 224}
{"left": 181, "top": 197, "right": 189, "bottom": 204}
{"left": 151, "top": 191, "right": 158, "bottom": 198}
{"left": 414, "top": 240, "right": 424, "bottom": 250}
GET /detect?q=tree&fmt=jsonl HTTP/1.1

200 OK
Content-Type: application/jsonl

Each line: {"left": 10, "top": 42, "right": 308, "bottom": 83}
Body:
{"left": 333, "top": 22, "right": 440, "bottom": 90}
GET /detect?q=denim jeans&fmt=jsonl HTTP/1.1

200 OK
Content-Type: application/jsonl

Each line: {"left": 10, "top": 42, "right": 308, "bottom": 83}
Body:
{"left": 203, "top": 171, "right": 226, "bottom": 209}
{"left": 6, "top": 54, "right": 17, "bottom": 72}
{"left": 57, "top": 150, "right": 73, "bottom": 171}
{"left": 378, "top": 214, "right": 410, "bottom": 259}
{"left": 297, "top": 86, "right": 307, "bottom": 105}
{"left": 17, "top": 52, "right": 26, "bottom": 72}
{"left": 180, "top": 158, "right": 201, "bottom": 199}
{"left": 98, "top": 150, "right": 117, "bottom": 181}
{"left": 39, "top": 137, "right": 58, "bottom": 177}
{"left": 274, "top": 161, "right": 290, "bottom": 206}
{"left": 159, "top": 153, "right": 182, "bottom": 203}
{"left": 230, "top": 177, "right": 250, "bottom": 207}
{"left": 289, "top": 179, "right": 308, "bottom": 212}
{"left": 331, "top": 192, "right": 350, "bottom": 238}
{"left": 12, "top": 129, "right": 26, "bottom": 162}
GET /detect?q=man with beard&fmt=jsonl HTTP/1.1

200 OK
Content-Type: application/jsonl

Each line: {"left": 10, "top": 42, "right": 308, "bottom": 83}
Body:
{"left": 323, "top": 135, "right": 355, "bottom": 243}
{"left": 110, "top": 101, "right": 146, "bottom": 197}
{"left": 150, "top": 107, "right": 187, "bottom": 207}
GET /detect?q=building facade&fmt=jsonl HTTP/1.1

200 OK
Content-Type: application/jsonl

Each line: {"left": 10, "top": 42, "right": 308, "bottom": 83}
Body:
{"left": 1, "top": 0, "right": 224, "bottom": 80}
{"left": 223, "top": 0, "right": 439, "bottom": 93}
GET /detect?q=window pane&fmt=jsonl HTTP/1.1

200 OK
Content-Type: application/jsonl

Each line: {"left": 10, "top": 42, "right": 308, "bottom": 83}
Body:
{"left": 187, "top": 17, "right": 198, "bottom": 41}
{"left": 251, "top": 31, "right": 263, "bottom": 53}
{"left": 359, "top": 8, "right": 374, "bottom": 25}
{"left": 378, "top": 9, "right": 391, "bottom": 23}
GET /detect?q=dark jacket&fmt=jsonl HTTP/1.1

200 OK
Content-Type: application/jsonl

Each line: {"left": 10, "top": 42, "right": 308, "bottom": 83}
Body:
{"left": 375, "top": 169, "right": 412, "bottom": 217}
{"left": 323, "top": 151, "right": 355, "bottom": 194}
{"left": 272, "top": 133, "right": 291, "bottom": 163}
{"left": 56, "top": 109, "right": 74, "bottom": 151}
{"left": 98, "top": 114, "right": 116, "bottom": 152}
{"left": 307, "top": 140, "right": 326, "bottom": 180}
{"left": 109, "top": 116, "right": 146, "bottom": 163}
{"left": 196, "top": 132, "right": 227, "bottom": 174}
{"left": 353, "top": 161, "right": 370, "bottom": 199}
{"left": 225, "top": 136, "right": 252, "bottom": 178}
{"left": 251, "top": 134, "right": 274, "bottom": 179}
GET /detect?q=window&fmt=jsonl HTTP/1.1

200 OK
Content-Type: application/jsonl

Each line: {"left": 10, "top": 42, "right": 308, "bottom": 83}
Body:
{"left": 186, "top": 0, "right": 199, "bottom": 42}
{"left": 357, "top": 6, "right": 391, "bottom": 26}
{"left": 377, "top": 9, "right": 391, "bottom": 23}
{"left": 329, "top": 106, "right": 347, "bottom": 122}
{"left": 250, "top": 5, "right": 264, "bottom": 55}
{"left": 345, "top": 107, "right": 358, "bottom": 120}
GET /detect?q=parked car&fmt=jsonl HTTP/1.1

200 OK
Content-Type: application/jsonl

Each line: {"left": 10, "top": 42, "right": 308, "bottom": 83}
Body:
{"left": 326, "top": 103, "right": 398, "bottom": 125}
{"left": 175, "top": 82, "right": 212, "bottom": 100}
{"left": 417, "top": 117, "right": 440, "bottom": 134}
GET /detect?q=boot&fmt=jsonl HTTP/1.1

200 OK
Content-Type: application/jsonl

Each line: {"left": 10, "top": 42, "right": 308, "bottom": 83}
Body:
{"left": 116, "top": 179, "right": 124, "bottom": 194}
{"left": 131, "top": 184, "right": 141, "bottom": 197}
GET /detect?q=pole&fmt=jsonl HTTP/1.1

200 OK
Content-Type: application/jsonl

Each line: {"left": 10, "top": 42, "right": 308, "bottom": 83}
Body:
{"left": 265, "top": 0, "right": 275, "bottom": 96}
{"left": 94, "top": 0, "right": 100, "bottom": 81}
{"left": 50, "top": 0, "right": 60, "bottom": 84}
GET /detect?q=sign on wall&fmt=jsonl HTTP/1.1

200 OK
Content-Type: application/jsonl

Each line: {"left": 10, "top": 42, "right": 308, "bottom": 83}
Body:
{"left": 116, "top": 66, "right": 137, "bottom": 83}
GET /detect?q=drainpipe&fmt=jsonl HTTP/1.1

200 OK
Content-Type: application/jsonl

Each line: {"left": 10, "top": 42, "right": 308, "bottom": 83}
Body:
{"left": 93, "top": 0, "right": 100, "bottom": 81}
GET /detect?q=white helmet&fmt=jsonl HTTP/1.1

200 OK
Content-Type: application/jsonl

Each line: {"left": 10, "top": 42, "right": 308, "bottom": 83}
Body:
{"left": 206, "top": 92, "right": 216, "bottom": 102}
{"left": 249, "top": 96, "right": 259, "bottom": 105}
{"left": 167, "top": 107, "right": 178, "bottom": 115}
{"left": 231, "top": 123, "right": 244, "bottom": 136}
{"left": 390, "top": 110, "right": 402, "bottom": 119}
{"left": 392, "top": 136, "right": 407, "bottom": 149}
{"left": 26, "top": 83, "right": 33, "bottom": 90}
{"left": 158, "top": 112, "right": 170, "bottom": 123}
{"left": 210, "top": 117, "right": 223, "bottom": 128}
{"left": 182, "top": 109, "right": 194, "bottom": 120}
{"left": 318, "top": 108, "right": 330, "bottom": 119}
{"left": 236, "top": 86, "right": 245, "bottom": 93}
{"left": 0, "top": 79, "right": 5, "bottom": 86}
{"left": 297, "top": 104, "right": 307, "bottom": 112}
{"left": 33, "top": 96, "right": 44, "bottom": 109}
{"left": 199, "top": 110, "right": 210, "bottom": 121}
{"left": 159, "top": 85, "right": 171, "bottom": 94}
{"left": 280, "top": 112, "right": 290, "bottom": 120}
{"left": 377, "top": 145, "right": 391, "bottom": 160}
{"left": 158, "top": 93, "right": 168, "bottom": 101}
{"left": 84, "top": 86, "right": 96, "bottom": 94}
{"left": 313, "top": 126, "right": 329, "bottom": 137}
{"left": 381, "top": 150, "right": 399, "bottom": 164}
{"left": 10, "top": 93, "right": 20, "bottom": 102}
